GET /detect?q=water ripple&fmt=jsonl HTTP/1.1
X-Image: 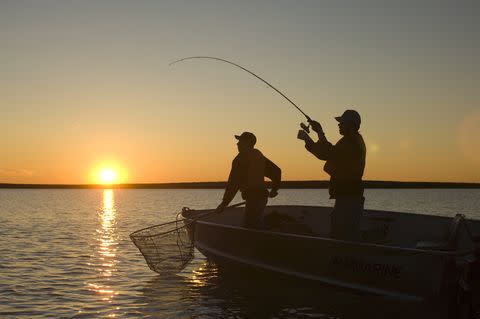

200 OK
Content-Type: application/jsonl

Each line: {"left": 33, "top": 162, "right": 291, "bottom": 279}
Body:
{"left": 0, "top": 188, "right": 479, "bottom": 318}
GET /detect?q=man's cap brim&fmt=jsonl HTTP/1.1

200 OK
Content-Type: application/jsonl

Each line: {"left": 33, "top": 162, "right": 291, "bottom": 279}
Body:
{"left": 335, "top": 116, "right": 343, "bottom": 122}
{"left": 234, "top": 135, "right": 241, "bottom": 139}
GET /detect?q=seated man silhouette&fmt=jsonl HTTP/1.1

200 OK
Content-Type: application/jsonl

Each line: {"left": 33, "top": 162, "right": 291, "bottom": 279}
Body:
{"left": 216, "top": 132, "right": 281, "bottom": 229}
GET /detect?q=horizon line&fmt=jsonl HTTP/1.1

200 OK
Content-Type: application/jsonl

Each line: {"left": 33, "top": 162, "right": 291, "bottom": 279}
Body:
{"left": 0, "top": 180, "right": 479, "bottom": 189}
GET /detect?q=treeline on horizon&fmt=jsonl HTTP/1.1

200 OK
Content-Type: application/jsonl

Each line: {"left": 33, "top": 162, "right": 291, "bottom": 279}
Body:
{"left": 0, "top": 181, "right": 479, "bottom": 189}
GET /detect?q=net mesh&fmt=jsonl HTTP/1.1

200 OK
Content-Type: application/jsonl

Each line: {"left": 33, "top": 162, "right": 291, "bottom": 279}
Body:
{"left": 130, "top": 212, "right": 197, "bottom": 275}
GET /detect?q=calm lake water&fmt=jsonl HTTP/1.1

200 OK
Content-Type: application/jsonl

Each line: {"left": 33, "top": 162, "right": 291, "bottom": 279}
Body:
{"left": 1, "top": 188, "right": 479, "bottom": 318}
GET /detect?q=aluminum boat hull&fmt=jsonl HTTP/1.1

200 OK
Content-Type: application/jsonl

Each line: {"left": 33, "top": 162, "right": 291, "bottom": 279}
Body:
{"left": 182, "top": 205, "right": 479, "bottom": 303}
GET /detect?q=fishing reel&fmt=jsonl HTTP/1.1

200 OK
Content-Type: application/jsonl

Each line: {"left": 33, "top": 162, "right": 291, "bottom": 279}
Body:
{"left": 300, "top": 122, "right": 310, "bottom": 133}
{"left": 297, "top": 121, "right": 311, "bottom": 140}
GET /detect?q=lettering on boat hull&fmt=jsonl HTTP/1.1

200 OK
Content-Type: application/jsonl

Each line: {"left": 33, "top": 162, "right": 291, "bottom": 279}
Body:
{"left": 330, "top": 256, "right": 402, "bottom": 279}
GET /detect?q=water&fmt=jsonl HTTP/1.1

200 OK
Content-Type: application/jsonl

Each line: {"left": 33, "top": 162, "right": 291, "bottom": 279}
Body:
{"left": 0, "top": 188, "right": 479, "bottom": 318}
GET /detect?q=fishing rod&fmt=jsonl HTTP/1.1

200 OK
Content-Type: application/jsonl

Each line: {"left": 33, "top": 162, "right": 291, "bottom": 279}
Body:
{"left": 169, "top": 56, "right": 313, "bottom": 132}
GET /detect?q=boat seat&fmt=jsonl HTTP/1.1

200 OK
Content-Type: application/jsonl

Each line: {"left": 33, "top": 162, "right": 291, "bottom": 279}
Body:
{"left": 415, "top": 214, "right": 464, "bottom": 251}
{"left": 264, "top": 211, "right": 315, "bottom": 235}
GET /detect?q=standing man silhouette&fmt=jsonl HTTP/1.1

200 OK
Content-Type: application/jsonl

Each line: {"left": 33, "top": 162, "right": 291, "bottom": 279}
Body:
{"left": 297, "top": 110, "right": 366, "bottom": 240}
{"left": 216, "top": 132, "right": 281, "bottom": 229}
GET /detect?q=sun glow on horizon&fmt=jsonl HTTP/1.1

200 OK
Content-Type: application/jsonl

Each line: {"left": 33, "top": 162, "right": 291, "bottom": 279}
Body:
{"left": 100, "top": 168, "right": 118, "bottom": 184}
{"left": 90, "top": 163, "right": 128, "bottom": 185}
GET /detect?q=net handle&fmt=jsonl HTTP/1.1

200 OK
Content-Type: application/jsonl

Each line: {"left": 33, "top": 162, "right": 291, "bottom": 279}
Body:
{"left": 130, "top": 201, "right": 246, "bottom": 237}
{"left": 180, "top": 201, "right": 246, "bottom": 223}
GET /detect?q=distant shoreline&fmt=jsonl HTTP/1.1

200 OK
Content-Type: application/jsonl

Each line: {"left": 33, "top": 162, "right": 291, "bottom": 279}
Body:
{"left": 0, "top": 181, "right": 479, "bottom": 189}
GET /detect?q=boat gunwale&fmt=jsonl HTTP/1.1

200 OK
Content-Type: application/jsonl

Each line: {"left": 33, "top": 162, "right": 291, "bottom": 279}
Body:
{"left": 185, "top": 204, "right": 480, "bottom": 223}
{"left": 190, "top": 220, "right": 475, "bottom": 256}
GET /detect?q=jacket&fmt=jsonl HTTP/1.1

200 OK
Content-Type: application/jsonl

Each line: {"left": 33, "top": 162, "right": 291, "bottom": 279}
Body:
{"left": 305, "top": 132, "right": 366, "bottom": 199}
{"left": 222, "top": 148, "right": 281, "bottom": 205}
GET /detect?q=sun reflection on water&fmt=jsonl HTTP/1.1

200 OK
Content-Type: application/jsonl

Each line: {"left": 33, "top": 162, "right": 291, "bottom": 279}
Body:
{"left": 99, "top": 190, "right": 117, "bottom": 269}
{"left": 184, "top": 260, "right": 215, "bottom": 288}
{"left": 85, "top": 189, "right": 119, "bottom": 313}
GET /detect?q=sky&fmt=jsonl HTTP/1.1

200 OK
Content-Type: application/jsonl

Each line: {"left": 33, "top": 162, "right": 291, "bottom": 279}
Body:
{"left": 1, "top": 0, "right": 479, "bottom": 184}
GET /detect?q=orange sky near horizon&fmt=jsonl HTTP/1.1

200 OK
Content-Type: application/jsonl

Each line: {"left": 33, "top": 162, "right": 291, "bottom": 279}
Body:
{"left": 1, "top": 1, "right": 479, "bottom": 184}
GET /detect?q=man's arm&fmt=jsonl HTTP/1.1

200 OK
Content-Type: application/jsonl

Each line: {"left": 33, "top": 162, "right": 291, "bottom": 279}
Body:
{"left": 264, "top": 157, "right": 281, "bottom": 195}
{"left": 219, "top": 158, "right": 241, "bottom": 208}
{"left": 304, "top": 133, "right": 334, "bottom": 161}
{"left": 298, "top": 119, "right": 334, "bottom": 161}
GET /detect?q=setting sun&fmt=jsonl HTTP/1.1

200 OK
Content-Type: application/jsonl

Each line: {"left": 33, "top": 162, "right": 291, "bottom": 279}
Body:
{"left": 90, "top": 162, "right": 128, "bottom": 185}
{"left": 100, "top": 168, "right": 118, "bottom": 184}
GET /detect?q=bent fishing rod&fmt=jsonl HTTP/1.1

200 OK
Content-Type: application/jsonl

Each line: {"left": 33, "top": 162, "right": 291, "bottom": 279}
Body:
{"left": 169, "top": 56, "right": 312, "bottom": 131}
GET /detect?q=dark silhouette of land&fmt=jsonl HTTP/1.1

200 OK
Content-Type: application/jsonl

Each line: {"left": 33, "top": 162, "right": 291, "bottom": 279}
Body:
{"left": 0, "top": 181, "right": 479, "bottom": 189}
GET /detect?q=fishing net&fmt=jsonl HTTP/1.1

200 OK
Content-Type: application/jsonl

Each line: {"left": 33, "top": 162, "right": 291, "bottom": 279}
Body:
{"left": 130, "top": 210, "right": 201, "bottom": 275}
{"left": 130, "top": 202, "right": 244, "bottom": 275}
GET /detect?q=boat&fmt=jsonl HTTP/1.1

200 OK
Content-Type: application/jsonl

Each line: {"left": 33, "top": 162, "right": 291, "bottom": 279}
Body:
{"left": 181, "top": 205, "right": 480, "bottom": 313}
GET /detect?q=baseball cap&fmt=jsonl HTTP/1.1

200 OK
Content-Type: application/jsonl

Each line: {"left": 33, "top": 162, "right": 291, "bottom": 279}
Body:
{"left": 234, "top": 132, "right": 256, "bottom": 146}
{"left": 335, "top": 109, "right": 361, "bottom": 127}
